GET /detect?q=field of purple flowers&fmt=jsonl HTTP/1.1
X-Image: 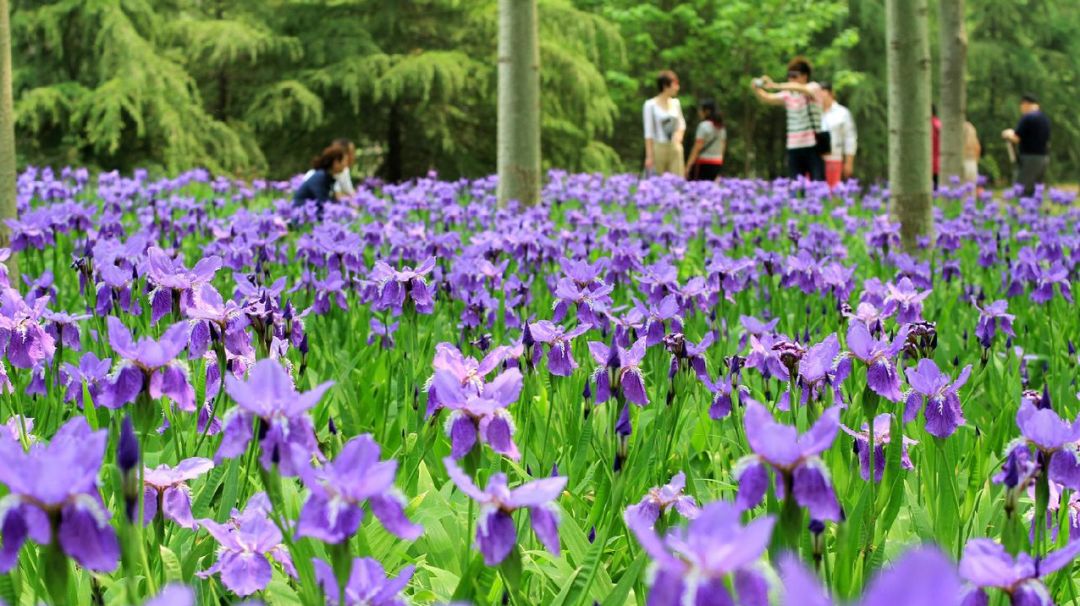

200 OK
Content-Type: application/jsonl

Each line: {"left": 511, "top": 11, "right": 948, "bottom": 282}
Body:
{"left": 0, "top": 167, "right": 1079, "bottom": 605}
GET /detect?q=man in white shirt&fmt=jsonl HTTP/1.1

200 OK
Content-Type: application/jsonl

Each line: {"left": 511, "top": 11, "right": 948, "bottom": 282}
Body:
{"left": 819, "top": 82, "right": 857, "bottom": 188}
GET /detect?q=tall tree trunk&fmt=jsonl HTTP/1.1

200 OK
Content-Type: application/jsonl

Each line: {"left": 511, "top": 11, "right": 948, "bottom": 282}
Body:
{"left": 0, "top": 0, "right": 17, "bottom": 253}
{"left": 938, "top": 0, "right": 967, "bottom": 181}
{"left": 496, "top": 0, "right": 541, "bottom": 207}
{"left": 887, "top": 0, "right": 933, "bottom": 250}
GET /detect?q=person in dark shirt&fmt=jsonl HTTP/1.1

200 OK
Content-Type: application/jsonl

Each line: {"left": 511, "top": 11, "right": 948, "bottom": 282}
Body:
{"left": 293, "top": 144, "right": 348, "bottom": 218}
{"left": 1002, "top": 93, "right": 1050, "bottom": 197}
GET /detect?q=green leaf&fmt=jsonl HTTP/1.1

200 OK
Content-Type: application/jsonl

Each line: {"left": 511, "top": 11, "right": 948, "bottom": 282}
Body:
{"left": 600, "top": 552, "right": 646, "bottom": 606}
{"left": 549, "top": 567, "right": 582, "bottom": 606}
{"left": 160, "top": 545, "right": 183, "bottom": 582}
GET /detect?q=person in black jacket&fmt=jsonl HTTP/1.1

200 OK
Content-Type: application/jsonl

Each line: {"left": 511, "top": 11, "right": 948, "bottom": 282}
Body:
{"left": 1002, "top": 93, "right": 1051, "bottom": 197}
{"left": 293, "top": 145, "right": 348, "bottom": 217}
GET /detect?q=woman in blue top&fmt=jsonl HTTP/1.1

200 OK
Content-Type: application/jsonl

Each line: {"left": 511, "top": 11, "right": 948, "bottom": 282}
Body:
{"left": 293, "top": 145, "right": 348, "bottom": 217}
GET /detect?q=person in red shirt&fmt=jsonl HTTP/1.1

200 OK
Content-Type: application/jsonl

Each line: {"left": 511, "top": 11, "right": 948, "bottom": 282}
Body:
{"left": 931, "top": 105, "right": 941, "bottom": 190}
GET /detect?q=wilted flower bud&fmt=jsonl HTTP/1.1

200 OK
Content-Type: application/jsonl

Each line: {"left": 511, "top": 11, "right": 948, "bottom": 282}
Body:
{"left": 903, "top": 321, "right": 937, "bottom": 360}
{"left": 772, "top": 339, "right": 806, "bottom": 381}
{"left": 663, "top": 332, "right": 687, "bottom": 359}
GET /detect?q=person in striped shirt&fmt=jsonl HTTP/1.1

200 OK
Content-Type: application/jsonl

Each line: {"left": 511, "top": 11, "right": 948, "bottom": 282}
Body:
{"left": 751, "top": 56, "right": 825, "bottom": 181}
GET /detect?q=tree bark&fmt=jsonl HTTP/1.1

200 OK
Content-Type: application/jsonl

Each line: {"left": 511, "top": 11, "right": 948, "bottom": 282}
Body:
{"left": 0, "top": 0, "right": 17, "bottom": 251}
{"left": 887, "top": 0, "right": 933, "bottom": 250}
{"left": 496, "top": 0, "right": 541, "bottom": 207}
{"left": 938, "top": 0, "right": 967, "bottom": 181}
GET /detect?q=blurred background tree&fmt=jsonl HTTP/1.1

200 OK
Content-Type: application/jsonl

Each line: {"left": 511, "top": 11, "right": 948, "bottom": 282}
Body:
{"left": 6, "top": 0, "right": 1079, "bottom": 183}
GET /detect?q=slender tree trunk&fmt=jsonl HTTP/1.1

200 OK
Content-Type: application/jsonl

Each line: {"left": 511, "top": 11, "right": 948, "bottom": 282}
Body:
{"left": 887, "top": 0, "right": 933, "bottom": 250}
{"left": 938, "top": 0, "right": 967, "bottom": 181}
{"left": 496, "top": 0, "right": 541, "bottom": 207}
{"left": 0, "top": 0, "right": 17, "bottom": 252}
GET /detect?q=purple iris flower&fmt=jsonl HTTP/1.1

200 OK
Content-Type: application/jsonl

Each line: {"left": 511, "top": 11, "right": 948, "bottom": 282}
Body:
{"left": 903, "top": 358, "right": 972, "bottom": 438}
{"left": 424, "top": 342, "right": 515, "bottom": 417}
{"left": 745, "top": 333, "right": 790, "bottom": 382}
{"left": 841, "top": 414, "right": 916, "bottom": 482}
{"left": 185, "top": 283, "right": 252, "bottom": 360}
{"left": 145, "top": 246, "right": 222, "bottom": 324}
{"left": 798, "top": 334, "right": 851, "bottom": 406}
{"left": 0, "top": 289, "right": 55, "bottom": 369}
{"left": 860, "top": 278, "right": 889, "bottom": 308}
{"left": 367, "top": 317, "right": 399, "bottom": 350}
{"left": 145, "top": 584, "right": 195, "bottom": 606}
{"left": 198, "top": 493, "right": 296, "bottom": 596}
{"left": 296, "top": 434, "right": 421, "bottom": 544}
{"left": 528, "top": 321, "right": 589, "bottom": 376}
{"left": 821, "top": 261, "right": 857, "bottom": 303}
{"left": 680, "top": 331, "right": 714, "bottom": 383}
{"left": 625, "top": 500, "right": 773, "bottom": 606}
{"left": 0, "top": 417, "right": 119, "bottom": 572}
{"left": 624, "top": 472, "right": 700, "bottom": 527}
{"left": 552, "top": 277, "right": 613, "bottom": 327}
{"left": 60, "top": 351, "right": 112, "bottom": 407}
{"left": 444, "top": 457, "right": 566, "bottom": 565}
{"left": 845, "top": 321, "right": 909, "bottom": 402}
{"left": 959, "top": 538, "right": 1080, "bottom": 606}
{"left": 994, "top": 439, "right": 1039, "bottom": 494}
{"left": 780, "top": 546, "right": 962, "bottom": 606}
{"left": 95, "top": 262, "right": 141, "bottom": 316}
{"left": 782, "top": 250, "right": 823, "bottom": 294}
{"left": 1031, "top": 263, "right": 1073, "bottom": 304}
{"left": 312, "top": 270, "right": 349, "bottom": 315}
{"left": 1014, "top": 400, "right": 1080, "bottom": 490}
{"left": 41, "top": 309, "right": 88, "bottom": 352}
{"left": 142, "top": 457, "right": 214, "bottom": 529}
{"left": 735, "top": 402, "right": 842, "bottom": 521}
{"left": 974, "top": 299, "right": 1015, "bottom": 349}
{"left": 217, "top": 358, "right": 333, "bottom": 476}
{"left": 740, "top": 315, "right": 780, "bottom": 337}
{"left": 313, "top": 557, "right": 414, "bottom": 606}
{"left": 703, "top": 372, "right": 749, "bottom": 420}
{"left": 606, "top": 307, "right": 645, "bottom": 349}
{"left": 707, "top": 254, "right": 754, "bottom": 296}
{"left": 881, "top": 278, "right": 931, "bottom": 324}
{"left": 370, "top": 257, "right": 436, "bottom": 314}
{"left": 588, "top": 337, "right": 649, "bottom": 406}
{"left": 100, "top": 317, "right": 195, "bottom": 411}
{"left": 562, "top": 256, "right": 607, "bottom": 287}
{"left": 432, "top": 366, "right": 522, "bottom": 460}
{"left": 636, "top": 294, "right": 680, "bottom": 346}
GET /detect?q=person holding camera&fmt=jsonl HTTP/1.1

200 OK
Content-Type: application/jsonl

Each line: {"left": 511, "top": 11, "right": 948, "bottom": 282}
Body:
{"left": 751, "top": 56, "right": 826, "bottom": 181}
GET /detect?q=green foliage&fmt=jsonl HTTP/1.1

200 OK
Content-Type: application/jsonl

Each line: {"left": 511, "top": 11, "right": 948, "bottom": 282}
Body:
{"left": 10, "top": 0, "right": 624, "bottom": 180}
{"left": 12, "top": 0, "right": 257, "bottom": 174}
{"left": 9, "top": 0, "right": 1080, "bottom": 182}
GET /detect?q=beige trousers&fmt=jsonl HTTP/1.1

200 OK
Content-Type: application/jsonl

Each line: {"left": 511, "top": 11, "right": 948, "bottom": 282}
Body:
{"left": 653, "top": 141, "right": 685, "bottom": 176}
